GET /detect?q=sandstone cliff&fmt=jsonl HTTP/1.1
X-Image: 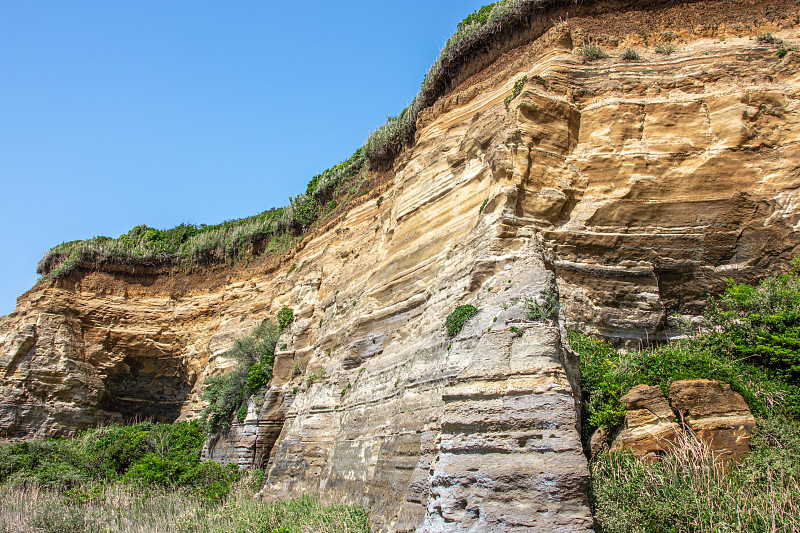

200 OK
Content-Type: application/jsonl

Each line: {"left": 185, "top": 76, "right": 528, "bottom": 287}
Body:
{"left": 2, "top": 1, "right": 800, "bottom": 531}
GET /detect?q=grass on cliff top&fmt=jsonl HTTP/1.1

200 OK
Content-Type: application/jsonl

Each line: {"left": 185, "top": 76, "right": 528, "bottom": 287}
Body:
{"left": 572, "top": 267, "right": 800, "bottom": 533}
{"left": 38, "top": 0, "right": 551, "bottom": 280}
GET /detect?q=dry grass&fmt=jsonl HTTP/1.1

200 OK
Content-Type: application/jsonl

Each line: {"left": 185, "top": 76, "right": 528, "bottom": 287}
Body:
{"left": 0, "top": 476, "right": 370, "bottom": 533}
{"left": 592, "top": 420, "right": 800, "bottom": 533}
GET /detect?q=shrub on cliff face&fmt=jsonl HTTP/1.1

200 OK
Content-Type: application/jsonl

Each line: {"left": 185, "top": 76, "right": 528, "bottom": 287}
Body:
{"left": 446, "top": 305, "right": 478, "bottom": 337}
{"left": 201, "top": 320, "right": 280, "bottom": 434}
{"left": 277, "top": 306, "right": 294, "bottom": 331}
{"left": 577, "top": 44, "right": 608, "bottom": 61}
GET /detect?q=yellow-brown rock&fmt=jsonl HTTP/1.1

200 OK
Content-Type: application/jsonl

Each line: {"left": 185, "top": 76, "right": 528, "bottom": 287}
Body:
{"left": 669, "top": 379, "right": 757, "bottom": 464}
{"left": 1, "top": 1, "right": 799, "bottom": 531}
{"left": 609, "top": 385, "right": 680, "bottom": 460}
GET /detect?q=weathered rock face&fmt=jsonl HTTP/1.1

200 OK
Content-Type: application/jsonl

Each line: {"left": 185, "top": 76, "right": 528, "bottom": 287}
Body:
{"left": 609, "top": 379, "right": 756, "bottom": 465}
{"left": 1, "top": 1, "right": 799, "bottom": 531}
{"left": 669, "top": 379, "right": 757, "bottom": 464}
{"left": 609, "top": 384, "right": 680, "bottom": 460}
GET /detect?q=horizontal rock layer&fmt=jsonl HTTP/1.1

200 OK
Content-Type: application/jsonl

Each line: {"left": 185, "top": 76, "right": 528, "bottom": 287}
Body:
{"left": 2, "top": 1, "right": 800, "bottom": 531}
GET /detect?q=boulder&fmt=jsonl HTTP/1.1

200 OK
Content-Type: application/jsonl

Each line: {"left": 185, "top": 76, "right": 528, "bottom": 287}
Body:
{"left": 668, "top": 379, "right": 756, "bottom": 464}
{"left": 610, "top": 384, "right": 680, "bottom": 460}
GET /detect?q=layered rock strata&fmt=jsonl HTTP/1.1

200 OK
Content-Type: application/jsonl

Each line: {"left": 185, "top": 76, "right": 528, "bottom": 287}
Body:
{"left": 2, "top": 1, "right": 800, "bottom": 531}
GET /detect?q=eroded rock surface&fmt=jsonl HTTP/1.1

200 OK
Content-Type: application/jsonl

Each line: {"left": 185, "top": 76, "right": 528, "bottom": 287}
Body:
{"left": 609, "top": 385, "right": 680, "bottom": 460}
{"left": 1, "top": 1, "right": 799, "bottom": 531}
{"left": 669, "top": 379, "right": 757, "bottom": 463}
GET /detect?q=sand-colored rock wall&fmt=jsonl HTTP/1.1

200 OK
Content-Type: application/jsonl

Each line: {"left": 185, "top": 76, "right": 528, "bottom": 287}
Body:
{"left": 2, "top": 1, "right": 800, "bottom": 531}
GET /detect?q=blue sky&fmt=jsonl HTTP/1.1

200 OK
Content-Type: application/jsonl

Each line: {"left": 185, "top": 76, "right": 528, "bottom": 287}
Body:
{"left": 0, "top": 1, "right": 488, "bottom": 316}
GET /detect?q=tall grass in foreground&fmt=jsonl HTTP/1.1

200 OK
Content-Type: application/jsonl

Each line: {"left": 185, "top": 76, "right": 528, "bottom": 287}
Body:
{"left": 591, "top": 419, "right": 800, "bottom": 533}
{"left": 0, "top": 477, "right": 370, "bottom": 533}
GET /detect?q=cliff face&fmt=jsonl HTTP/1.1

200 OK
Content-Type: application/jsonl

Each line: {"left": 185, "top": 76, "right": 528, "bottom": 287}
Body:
{"left": 2, "top": 1, "right": 800, "bottom": 531}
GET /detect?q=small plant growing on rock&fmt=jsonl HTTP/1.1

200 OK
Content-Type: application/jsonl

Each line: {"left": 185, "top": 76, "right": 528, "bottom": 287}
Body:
{"left": 277, "top": 306, "right": 294, "bottom": 331}
{"left": 757, "top": 32, "right": 778, "bottom": 44}
{"left": 655, "top": 43, "right": 676, "bottom": 55}
{"left": 479, "top": 198, "right": 489, "bottom": 214}
{"left": 524, "top": 293, "right": 558, "bottom": 323}
{"left": 504, "top": 75, "right": 528, "bottom": 108}
{"left": 577, "top": 44, "right": 608, "bottom": 61}
{"left": 446, "top": 305, "right": 478, "bottom": 337}
{"left": 509, "top": 326, "right": 523, "bottom": 338}
{"left": 307, "top": 368, "right": 328, "bottom": 387}
{"left": 620, "top": 48, "right": 641, "bottom": 61}
{"left": 376, "top": 196, "right": 384, "bottom": 207}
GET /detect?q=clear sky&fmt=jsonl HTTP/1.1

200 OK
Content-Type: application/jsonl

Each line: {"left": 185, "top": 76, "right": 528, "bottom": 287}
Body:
{"left": 0, "top": 1, "right": 489, "bottom": 316}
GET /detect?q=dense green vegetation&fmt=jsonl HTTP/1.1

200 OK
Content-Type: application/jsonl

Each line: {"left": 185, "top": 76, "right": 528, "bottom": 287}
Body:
{"left": 573, "top": 268, "right": 800, "bottom": 532}
{"left": 591, "top": 419, "right": 800, "bottom": 533}
{"left": 37, "top": 0, "right": 546, "bottom": 280}
{"left": 201, "top": 320, "right": 282, "bottom": 434}
{"left": 0, "top": 421, "right": 238, "bottom": 501}
{"left": 445, "top": 304, "right": 478, "bottom": 337}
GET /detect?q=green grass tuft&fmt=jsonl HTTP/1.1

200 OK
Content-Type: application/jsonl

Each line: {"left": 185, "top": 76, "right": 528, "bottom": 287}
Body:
{"left": 446, "top": 305, "right": 478, "bottom": 337}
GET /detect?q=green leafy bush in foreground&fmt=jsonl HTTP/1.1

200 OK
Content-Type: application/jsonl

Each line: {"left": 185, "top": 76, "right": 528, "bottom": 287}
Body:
{"left": 446, "top": 305, "right": 478, "bottom": 337}
{"left": 0, "top": 421, "right": 238, "bottom": 501}
{"left": 1, "top": 474, "right": 370, "bottom": 533}
{"left": 201, "top": 320, "right": 281, "bottom": 434}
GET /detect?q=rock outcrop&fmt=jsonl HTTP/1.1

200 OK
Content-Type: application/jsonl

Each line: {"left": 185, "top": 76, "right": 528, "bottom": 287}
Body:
{"left": 2, "top": 1, "right": 799, "bottom": 531}
{"left": 609, "top": 385, "right": 680, "bottom": 460}
{"left": 609, "top": 379, "right": 756, "bottom": 464}
{"left": 669, "top": 379, "right": 757, "bottom": 464}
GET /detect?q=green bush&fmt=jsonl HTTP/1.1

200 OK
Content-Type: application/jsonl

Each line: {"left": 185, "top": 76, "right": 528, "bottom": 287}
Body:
{"left": 0, "top": 421, "right": 240, "bottom": 501}
{"left": 705, "top": 271, "right": 800, "bottom": 383}
{"left": 572, "top": 332, "right": 800, "bottom": 440}
{"left": 457, "top": 3, "right": 498, "bottom": 32}
{"left": 524, "top": 293, "right": 558, "bottom": 323}
{"left": 620, "top": 48, "right": 641, "bottom": 61}
{"left": 574, "top": 268, "right": 800, "bottom": 439}
{"left": 446, "top": 305, "right": 478, "bottom": 337}
{"left": 591, "top": 419, "right": 800, "bottom": 533}
{"left": 503, "top": 75, "right": 527, "bottom": 107}
{"left": 583, "top": 267, "right": 800, "bottom": 533}
{"left": 654, "top": 43, "right": 676, "bottom": 55}
{"left": 277, "top": 306, "right": 294, "bottom": 331}
{"left": 577, "top": 44, "right": 608, "bottom": 61}
{"left": 201, "top": 321, "right": 280, "bottom": 434}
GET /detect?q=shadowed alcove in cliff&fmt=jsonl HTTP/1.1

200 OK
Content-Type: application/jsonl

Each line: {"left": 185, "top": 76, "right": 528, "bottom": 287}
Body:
{"left": 101, "top": 353, "right": 193, "bottom": 423}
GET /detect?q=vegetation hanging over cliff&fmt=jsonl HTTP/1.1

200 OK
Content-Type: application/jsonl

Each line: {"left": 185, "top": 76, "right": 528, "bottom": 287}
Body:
{"left": 36, "top": 0, "right": 566, "bottom": 280}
